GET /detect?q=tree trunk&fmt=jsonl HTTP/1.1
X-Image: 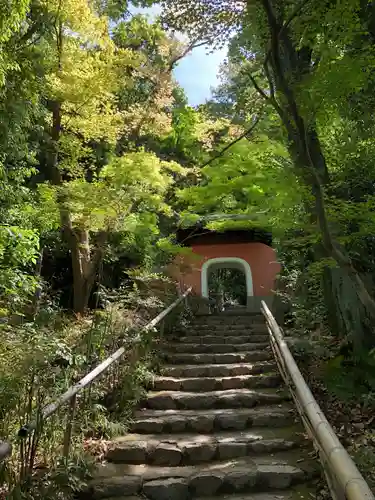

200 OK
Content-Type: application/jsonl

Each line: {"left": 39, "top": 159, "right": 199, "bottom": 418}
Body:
{"left": 257, "top": 0, "right": 375, "bottom": 341}
{"left": 48, "top": 97, "right": 102, "bottom": 314}
{"left": 45, "top": 22, "right": 106, "bottom": 315}
{"left": 69, "top": 228, "right": 105, "bottom": 315}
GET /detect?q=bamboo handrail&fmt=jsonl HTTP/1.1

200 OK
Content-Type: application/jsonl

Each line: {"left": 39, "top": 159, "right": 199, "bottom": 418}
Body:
{"left": 0, "top": 287, "right": 191, "bottom": 462}
{"left": 261, "top": 300, "right": 374, "bottom": 500}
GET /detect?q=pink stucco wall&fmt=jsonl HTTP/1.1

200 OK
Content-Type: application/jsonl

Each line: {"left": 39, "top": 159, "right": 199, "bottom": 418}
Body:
{"left": 171, "top": 242, "right": 281, "bottom": 297}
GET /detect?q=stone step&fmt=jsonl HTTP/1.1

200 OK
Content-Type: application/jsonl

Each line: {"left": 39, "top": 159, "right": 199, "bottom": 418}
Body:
{"left": 183, "top": 331, "right": 268, "bottom": 339}
{"left": 106, "top": 427, "right": 303, "bottom": 465}
{"left": 193, "top": 313, "right": 263, "bottom": 323}
{"left": 131, "top": 406, "right": 295, "bottom": 434}
{"left": 162, "top": 351, "right": 273, "bottom": 365}
{"left": 191, "top": 322, "right": 265, "bottom": 329}
{"left": 172, "top": 335, "right": 269, "bottom": 345}
{"left": 151, "top": 373, "right": 281, "bottom": 392}
{"left": 195, "top": 488, "right": 318, "bottom": 500}
{"left": 90, "top": 453, "right": 316, "bottom": 499}
{"left": 182, "top": 329, "right": 268, "bottom": 337}
{"left": 188, "top": 324, "right": 266, "bottom": 332}
{"left": 98, "top": 490, "right": 317, "bottom": 500}
{"left": 161, "top": 361, "right": 277, "bottom": 378}
{"left": 143, "top": 388, "right": 289, "bottom": 411}
{"left": 164, "top": 342, "right": 270, "bottom": 354}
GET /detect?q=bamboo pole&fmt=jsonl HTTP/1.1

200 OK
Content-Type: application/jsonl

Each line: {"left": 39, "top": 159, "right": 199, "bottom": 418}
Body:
{"left": 261, "top": 300, "right": 374, "bottom": 500}
{"left": 18, "top": 287, "right": 192, "bottom": 438}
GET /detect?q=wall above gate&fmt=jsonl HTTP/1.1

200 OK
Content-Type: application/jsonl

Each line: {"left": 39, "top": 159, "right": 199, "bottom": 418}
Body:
{"left": 170, "top": 222, "right": 281, "bottom": 310}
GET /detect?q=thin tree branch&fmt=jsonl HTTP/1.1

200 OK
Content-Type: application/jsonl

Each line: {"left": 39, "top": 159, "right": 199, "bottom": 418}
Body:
{"left": 279, "top": 0, "right": 312, "bottom": 39}
{"left": 168, "top": 39, "right": 209, "bottom": 71}
{"left": 263, "top": 60, "right": 275, "bottom": 98}
{"left": 249, "top": 72, "right": 294, "bottom": 135}
{"left": 263, "top": 0, "right": 313, "bottom": 71}
{"left": 249, "top": 73, "right": 270, "bottom": 101}
{"left": 199, "top": 113, "right": 263, "bottom": 170}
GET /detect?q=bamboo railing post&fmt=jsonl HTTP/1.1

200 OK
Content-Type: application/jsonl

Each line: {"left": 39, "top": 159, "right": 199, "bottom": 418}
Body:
{"left": 159, "top": 318, "right": 165, "bottom": 338}
{"left": 0, "top": 441, "right": 12, "bottom": 463}
{"left": 63, "top": 393, "right": 77, "bottom": 458}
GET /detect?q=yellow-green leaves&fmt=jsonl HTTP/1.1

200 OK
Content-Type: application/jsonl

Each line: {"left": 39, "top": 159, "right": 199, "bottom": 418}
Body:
{"left": 0, "top": 0, "right": 29, "bottom": 43}
{"left": 43, "top": 0, "right": 109, "bottom": 47}
{"left": 101, "top": 152, "right": 174, "bottom": 192}
{"left": 46, "top": 3, "right": 126, "bottom": 144}
{"left": 39, "top": 151, "right": 178, "bottom": 233}
{"left": 0, "top": 0, "right": 30, "bottom": 85}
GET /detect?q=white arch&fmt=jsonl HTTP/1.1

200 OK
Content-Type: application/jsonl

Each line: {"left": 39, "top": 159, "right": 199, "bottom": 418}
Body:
{"left": 201, "top": 257, "right": 254, "bottom": 298}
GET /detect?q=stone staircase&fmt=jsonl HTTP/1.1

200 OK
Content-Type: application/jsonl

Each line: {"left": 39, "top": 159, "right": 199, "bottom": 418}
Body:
{"left": 89, "top": 312, "right": 319, "bottom": 499}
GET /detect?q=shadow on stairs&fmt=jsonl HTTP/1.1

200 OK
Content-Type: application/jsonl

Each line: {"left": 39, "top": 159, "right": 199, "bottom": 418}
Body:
{"left": 84, "top": 312, "right": 320, "bottom": 500}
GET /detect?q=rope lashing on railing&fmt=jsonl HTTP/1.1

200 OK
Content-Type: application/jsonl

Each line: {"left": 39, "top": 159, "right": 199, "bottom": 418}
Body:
{"left": 0, "top": 287, "right": 192, "bottom": 463}
{"left": 261, "top": 300, "right": 374, "bottom": 500}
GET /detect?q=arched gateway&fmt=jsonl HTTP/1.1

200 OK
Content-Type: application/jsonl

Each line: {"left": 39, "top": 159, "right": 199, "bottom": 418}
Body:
{"left": 201, "top": 257, "right": 254, "bottom": 299}
{"left": 170, "top": 218, "right": 281, "bottom": 313}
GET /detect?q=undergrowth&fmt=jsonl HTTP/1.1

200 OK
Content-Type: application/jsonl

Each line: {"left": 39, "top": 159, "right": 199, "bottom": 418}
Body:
{"left": 276, "top": 253, "right": 375, "bottom": 494}
{"left": 0, "top": 274, "right": 180, "bottom": 499}
{"left": 284, "top": 312, "right": 375, "bottom": 494}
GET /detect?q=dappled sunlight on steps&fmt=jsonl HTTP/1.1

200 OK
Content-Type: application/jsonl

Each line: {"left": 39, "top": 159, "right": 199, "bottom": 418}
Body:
{"left": 85, "top": 312, "right": 320, "bottom": 500}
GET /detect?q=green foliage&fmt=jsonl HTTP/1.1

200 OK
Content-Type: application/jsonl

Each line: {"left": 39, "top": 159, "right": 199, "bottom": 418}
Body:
{"left": 0, "top": 0, "right": 30, "bottom": 85}
{"left": 177, "top": 134, "right": 307, "bottom": 235}
{"left": 4, "top": 0, "right": 375, "bottom": 494}
{"left": 325, "top": 350, "right": 375, "bottom": 408}
{"left": 163, "top": 0, "right": 375, "bottom": 345}
{"left": 0, "top": 277, "right": 175, "bottom": 497}
{"left": 0, "top": 226, "right": 39, "bottom": 309}
{"left": 208, "top": 268, "right": 247, "bottom": 305}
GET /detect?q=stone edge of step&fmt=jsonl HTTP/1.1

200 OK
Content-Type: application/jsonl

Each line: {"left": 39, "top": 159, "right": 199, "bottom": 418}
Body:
{"left": 150, "top": 373, "right": 281, "bottom": 392}
{"left": 92, "top": 490, "right": 315, "bottom": 500}
{"left": 130, "top": 405, "right": 296, "bottom": 434}
{"left": 162, "top": 351, "right": 273, "bottom": 362}
{"left": 105, "top": 433, "right": 302, "bottom": 465}
{"left": 163, "top": 343, "right": 270, "bottom": 353}
{"left": 89, "top": 459, "right": 315, "bottom": 500}
{"left": 142, "top": 388, "right": 290, "bottom": 411}
{"left": 160, "top": 361, "right": 278, "bottom": 378}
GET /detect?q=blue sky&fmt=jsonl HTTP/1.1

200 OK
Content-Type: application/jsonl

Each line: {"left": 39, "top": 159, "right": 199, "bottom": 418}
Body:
{"left": 130, "top": 5, "right": 226, "bottom": 105}
{"left": 174, "top": 45, "right": 227, "bottom": 106}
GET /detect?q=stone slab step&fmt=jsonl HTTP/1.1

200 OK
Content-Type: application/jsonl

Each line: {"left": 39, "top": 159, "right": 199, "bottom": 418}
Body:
{"left": 106, "top": 427, "right": 304, "bottom": 465}
{"left": 193, "top": 313, "right": 263, "bottom": 323}
{"left": 131, "top": 406, "right": 295, "bottom": 434}
{"left": 183, "top": 331, "right": 268, "bottom": 338}
{"left": 187, "top": 324, "right": 267, "bottom": 332}
{"left": 161, "top": 361, "right": 277, "bottom": 378}
{"left": 90, "top": 454, "right": 315, "bottom": 499}
{"left": 100, "top": 490, "right": 317, "bottom": 500}
{"left": 195, "top": 488, "right": 318, "bottom": 500}
{"left": 162, "top": 351, "right": 274, "bottom": 368}
{"left": 193, "top": 314, "right": 263, "bottom": 321}
{"left": 164, "top": 343, "right": 270, "bottom": 354}
{"left": 94, "top": 488, "right": 316, "bottom": 500}
{"left": 162, "top": 351, "right": 273, "bottom": 365}
{"left": 143, "top": 388, "right": 289, "bottom": 410}
{"left": 151, "top": 373, "right": 281, "bottom": 392}
{"left": 172, "top": 335, "right": 269, "bottom": 345}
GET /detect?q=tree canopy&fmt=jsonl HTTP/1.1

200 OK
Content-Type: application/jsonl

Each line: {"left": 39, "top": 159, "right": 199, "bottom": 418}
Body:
{"left": 2, "top": 1, "right": 375, "bottom": 496}
{"left": 1, "top": 0, "right": 375, "bottom": 351}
